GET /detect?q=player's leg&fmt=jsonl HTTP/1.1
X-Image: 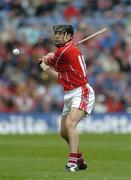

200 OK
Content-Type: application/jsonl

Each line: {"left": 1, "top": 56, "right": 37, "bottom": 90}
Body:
{"left": 60, "top": 116, "right": 69, "bottom": 144}
{"left": 60, "top": 115, "right": 86, "bottom": 170}
{"left": 66, "top": 107, "right": 85, "bottom": 153}
{"left": 60, "top": 115, "right": 81, "bottom": 152}
{"left": 65, "top": 107, "right": 86, "bottom": 171}
{"left": 60, "top": 115, "right": 79, "bottom": 172}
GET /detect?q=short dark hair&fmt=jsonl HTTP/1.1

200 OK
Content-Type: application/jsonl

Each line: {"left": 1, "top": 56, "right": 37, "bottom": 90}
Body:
{"left": 53, "top": 24, "right": 74, "bottom": 36}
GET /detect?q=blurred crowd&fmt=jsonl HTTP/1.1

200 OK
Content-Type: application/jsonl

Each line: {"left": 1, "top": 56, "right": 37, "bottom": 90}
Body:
{"left": 0, "top": 0, "right": 131, "bottom": 113}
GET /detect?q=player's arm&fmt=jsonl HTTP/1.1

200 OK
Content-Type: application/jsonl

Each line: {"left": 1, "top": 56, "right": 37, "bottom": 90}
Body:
{"left": 39, "top": 60, "right": 58, "bottom": 82}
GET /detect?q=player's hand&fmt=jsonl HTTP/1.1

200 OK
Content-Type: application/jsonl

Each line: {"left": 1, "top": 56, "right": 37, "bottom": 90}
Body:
{"left": 38, "top": 55, "right": 48, "bottom": 65}
{"left": 46, "top": 52, "right": 55, "bottom": 59}
{"left": 39, "top": 52, "right": 55, "bottom": 65}
{"left": 39, "top": 60, "right": 49, "bottom": 71}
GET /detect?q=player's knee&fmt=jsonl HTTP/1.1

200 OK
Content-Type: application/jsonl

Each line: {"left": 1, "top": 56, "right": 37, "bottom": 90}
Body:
{"left": 66, "top": 119, "right": 75, "bottom": 129}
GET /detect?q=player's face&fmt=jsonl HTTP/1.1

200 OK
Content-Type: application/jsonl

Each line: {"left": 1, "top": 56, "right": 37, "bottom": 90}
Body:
{"left": 53, "top": 31, "right": 66, "bottom": 46}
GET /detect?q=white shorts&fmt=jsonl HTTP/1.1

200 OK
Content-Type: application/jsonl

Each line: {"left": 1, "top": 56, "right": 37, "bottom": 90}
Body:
{"left": 62, "top": 83, "right": 95, "bottom": 116}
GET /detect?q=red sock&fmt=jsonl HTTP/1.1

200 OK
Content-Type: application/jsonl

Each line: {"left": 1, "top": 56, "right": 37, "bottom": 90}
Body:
{"left": 77, "top": 153, "right": 84, "bottom": 164}
{"left": 68, "top": 153, "right": 79, "bottom": 164}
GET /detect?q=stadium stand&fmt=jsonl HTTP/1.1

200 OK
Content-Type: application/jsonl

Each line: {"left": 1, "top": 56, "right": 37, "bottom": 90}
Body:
{"left": 0, "top": 0, "right": 130, "bottom": 113}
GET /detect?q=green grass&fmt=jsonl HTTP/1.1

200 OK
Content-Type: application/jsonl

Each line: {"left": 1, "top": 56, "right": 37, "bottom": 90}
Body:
{"left": 0, "top": 134, "right": 131, "bottom": 180}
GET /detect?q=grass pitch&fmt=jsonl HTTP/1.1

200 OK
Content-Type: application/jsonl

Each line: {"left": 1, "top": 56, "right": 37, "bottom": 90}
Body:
{"left": 0, "top": 134, "right": 131, "bottom": 180}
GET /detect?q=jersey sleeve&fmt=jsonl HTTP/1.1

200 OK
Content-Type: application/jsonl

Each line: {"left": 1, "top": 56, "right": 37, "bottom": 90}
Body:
{"left": 47, "top": 47, "right": 64, "bottom": 68}
{"left": 46, "top": 52, "right": 56, "bottom": 67}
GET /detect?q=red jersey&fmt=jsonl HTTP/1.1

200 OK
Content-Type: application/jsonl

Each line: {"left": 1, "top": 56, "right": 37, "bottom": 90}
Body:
{"left": 48, "top": 41, "right": 88, "bottom": 91}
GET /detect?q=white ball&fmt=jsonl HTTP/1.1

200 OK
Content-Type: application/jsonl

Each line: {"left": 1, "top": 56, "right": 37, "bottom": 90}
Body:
{"left": 12, "top": 48, "right": 21, "bottom": 55}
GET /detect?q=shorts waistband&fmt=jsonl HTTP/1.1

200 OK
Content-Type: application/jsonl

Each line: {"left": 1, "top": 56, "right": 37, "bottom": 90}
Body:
{"left": 64, "top": 83, "right": 89, "bottom": 94}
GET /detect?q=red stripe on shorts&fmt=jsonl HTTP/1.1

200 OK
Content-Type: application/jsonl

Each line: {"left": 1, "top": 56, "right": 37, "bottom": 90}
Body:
{"left": 79, "top": 85, "right": 90, "bottom": 111}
